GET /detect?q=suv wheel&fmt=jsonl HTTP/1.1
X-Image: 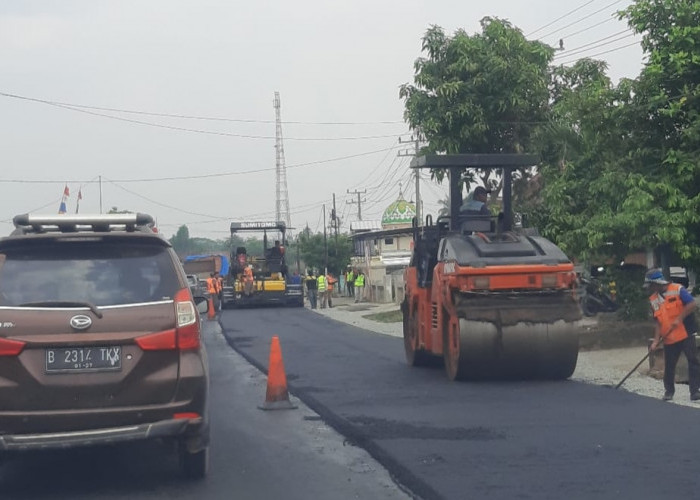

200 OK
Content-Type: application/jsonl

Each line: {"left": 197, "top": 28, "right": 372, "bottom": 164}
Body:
{"left": 181, "top": 446, "right": 209, "bottom": 479}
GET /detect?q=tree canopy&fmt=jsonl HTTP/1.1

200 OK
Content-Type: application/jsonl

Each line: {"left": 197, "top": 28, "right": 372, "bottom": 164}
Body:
{"left": 402, "top": 4, "right": 700, "bottom": 271}
{"left": 168, "top": 224, "right": 263, "bottom": 257}
{"left": 297, "top": 230, "right": 353, "bottom": 277}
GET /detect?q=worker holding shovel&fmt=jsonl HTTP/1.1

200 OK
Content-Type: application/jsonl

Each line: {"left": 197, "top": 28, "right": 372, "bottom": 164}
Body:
{"left": 645, "top": 268, "right": 700, "bottom": 401}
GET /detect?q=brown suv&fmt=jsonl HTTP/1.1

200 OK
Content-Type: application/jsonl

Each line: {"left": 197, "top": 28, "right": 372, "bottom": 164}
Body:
{"left": 0, "top": 213, "right": 210, "bottom": 478}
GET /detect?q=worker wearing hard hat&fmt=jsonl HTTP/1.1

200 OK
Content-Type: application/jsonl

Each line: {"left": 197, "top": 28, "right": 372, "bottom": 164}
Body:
{"left": 645, "top": 268, "right": 700, "bottom": 401}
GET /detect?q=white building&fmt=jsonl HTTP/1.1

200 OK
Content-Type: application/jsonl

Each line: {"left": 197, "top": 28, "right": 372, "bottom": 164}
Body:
{"left": 350, "top": 193, "right": 416, "bottom": 303}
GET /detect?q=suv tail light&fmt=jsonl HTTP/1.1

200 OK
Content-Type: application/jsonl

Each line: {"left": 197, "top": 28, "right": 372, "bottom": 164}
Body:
{"left": 0, "top": 337, "right": 26, "bottom": 356}
{"left": 134, "top": 289, "right": 201, "bottom": 351}
{"left": 135, "top": 329, "right": 176, "bottom": 350}
{"left": 175, "top": 288, "right": 200, "bottom": 350}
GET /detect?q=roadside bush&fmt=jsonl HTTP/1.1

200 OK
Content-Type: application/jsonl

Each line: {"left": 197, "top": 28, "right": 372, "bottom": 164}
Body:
{"left": 608, "top": 266, "right": 650, "bottom": 321}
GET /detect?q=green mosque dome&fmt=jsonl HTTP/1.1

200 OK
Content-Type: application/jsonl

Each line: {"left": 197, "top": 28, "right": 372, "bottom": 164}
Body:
{"left": 381, "top": 194, "right": 416, "bottom": 226}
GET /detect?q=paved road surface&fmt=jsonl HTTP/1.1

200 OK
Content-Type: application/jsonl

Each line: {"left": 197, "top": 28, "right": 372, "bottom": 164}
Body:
{"left": 0, "top": 320, "right": 409, "bottom": 500}
{"left": 221, "top": 306, "right": 700, "bottom": 500}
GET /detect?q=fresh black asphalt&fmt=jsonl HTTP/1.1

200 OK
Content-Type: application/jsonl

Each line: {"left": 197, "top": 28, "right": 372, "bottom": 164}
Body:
{"left": 221, "top": 306, "right": 700, "bottom": 500}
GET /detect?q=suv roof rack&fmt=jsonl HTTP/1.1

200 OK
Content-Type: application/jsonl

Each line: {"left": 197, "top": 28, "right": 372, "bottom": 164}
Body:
{"left": 12, "top": 213, "right": 156, "bottom": 234}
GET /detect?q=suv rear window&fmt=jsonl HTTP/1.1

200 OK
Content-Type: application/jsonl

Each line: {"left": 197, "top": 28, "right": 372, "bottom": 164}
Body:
{"left": 0, "top": 241, "right": 180, "bottom": 306}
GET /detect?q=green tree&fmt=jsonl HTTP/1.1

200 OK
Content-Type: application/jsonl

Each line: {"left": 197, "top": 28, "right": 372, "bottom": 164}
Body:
{"left": 297, "top": 231, "right": 353, "bottom": 276}
{"left": 169, "top": 225, "right": 243, "bottom": 255}
{"left": 169, "top": 225, "right": 191, "bottom": 254}
{"left": 618, "top": 0, "right": 700, "bottom": 270}
{"left": 107, "top": 206, "right": 132, "bottom": 214}
{"left": 532, "top": 60, "right": 634, "bottom": 262}
{"left": 539, "top": 1, "right": 700, "bottom": 269}
{"left": 400, "top": 18, "right": 553, "bottom": 200}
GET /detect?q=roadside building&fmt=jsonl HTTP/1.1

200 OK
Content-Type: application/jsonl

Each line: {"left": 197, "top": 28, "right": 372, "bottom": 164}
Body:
{"left": 350, "top": 192, "right": 416, "bottom": 303}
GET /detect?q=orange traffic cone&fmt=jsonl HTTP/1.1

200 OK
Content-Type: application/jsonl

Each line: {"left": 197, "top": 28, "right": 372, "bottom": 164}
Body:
{"left": 258, "top": 336, "right": 297, "bottom": 411}
{"left": 207, "top": 297, "right": 216, "bottom": 320}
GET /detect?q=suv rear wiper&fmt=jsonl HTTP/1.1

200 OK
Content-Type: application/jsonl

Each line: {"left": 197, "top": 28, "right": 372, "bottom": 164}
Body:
{"left": 18, "top": 301, "right": 104, "bottom": 319}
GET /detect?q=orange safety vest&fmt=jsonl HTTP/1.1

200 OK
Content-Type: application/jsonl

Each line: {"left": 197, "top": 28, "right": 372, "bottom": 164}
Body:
{"left": 215, "top": 277, "right": 223, "bottom": 293}
{"left": 206, "top": 277, "right": 217, "bottom": 294}
{"left": 650, "top": 283, "right": 689, "bottom": 345}
{"left": 326, "top": 274, "right": 336, "bottom": 291}
{"left": 243, "top": 267, "right": 253, "bottom": 283}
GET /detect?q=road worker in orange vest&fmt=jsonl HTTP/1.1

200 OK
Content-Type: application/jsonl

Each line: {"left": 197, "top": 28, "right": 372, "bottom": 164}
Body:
{"left": 326, "top": 272, "right": 337, "bottom": 308}
{"left": 243, "top": 265, "right": 254, "bottom": 296}
{"left": 206, "top": 273, "right": 219, "bottom": 311}
{"left": 645, "top": 268, "right": 700, "bottom": 401}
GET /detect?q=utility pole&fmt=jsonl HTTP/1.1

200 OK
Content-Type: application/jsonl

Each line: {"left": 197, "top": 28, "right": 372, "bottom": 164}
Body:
{"left": 332, "top": 193, "right": 339, "bottom": 244}
{"left": 346, "top": 189, "right": 366, "bottom": 221}
{"left": 323, "top": 204, "right": 328, "bottom": 273}
{"left": 398, "top": 132, "right": 424, "bottom": 225}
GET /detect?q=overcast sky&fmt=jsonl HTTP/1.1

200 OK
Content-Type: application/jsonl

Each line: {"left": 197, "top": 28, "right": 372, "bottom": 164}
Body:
{"left": 1, "top": 0, "right": 643, "bottom": 239}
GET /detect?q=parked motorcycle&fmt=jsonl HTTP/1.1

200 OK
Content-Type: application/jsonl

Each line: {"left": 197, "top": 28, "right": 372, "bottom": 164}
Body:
{"left": 578, "top": 275, "right": 618, "bottom": 317}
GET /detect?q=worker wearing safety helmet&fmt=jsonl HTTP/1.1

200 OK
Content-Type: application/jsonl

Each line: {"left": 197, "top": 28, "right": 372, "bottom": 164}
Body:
{"left": 645, "top": 268, "right": 700, "bottom": 401}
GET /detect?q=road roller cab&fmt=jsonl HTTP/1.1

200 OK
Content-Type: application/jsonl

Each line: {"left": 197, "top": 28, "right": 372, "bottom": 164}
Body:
{"left": 402, "top": 154, "right": 581, "bottom": 380}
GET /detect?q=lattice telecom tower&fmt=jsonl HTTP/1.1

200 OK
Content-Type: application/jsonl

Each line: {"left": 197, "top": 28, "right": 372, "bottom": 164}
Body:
{"left": 274, "top": 92, "right": 291, "bottom": 231}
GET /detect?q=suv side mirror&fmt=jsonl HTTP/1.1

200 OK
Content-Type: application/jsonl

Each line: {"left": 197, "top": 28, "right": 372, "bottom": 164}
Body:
{"left": 193, "top": 296, "right": 209, "bottom": 314}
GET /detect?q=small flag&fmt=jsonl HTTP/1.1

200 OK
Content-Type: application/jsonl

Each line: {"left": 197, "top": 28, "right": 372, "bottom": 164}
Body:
{"left": 75, "top": 188, "right": 83, "bottom": 214}
{"left": 59, "top": 184, "right": 70, "bottom": 214}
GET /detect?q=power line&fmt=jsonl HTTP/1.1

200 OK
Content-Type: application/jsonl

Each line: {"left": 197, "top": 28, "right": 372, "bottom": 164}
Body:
{"left": 0, "top": 90, "right": 404, "bottom": 126}
{"left": 105, "top": 178, "right": 231, "bottom": 220}
{"left": 539, "top": 0, "right": 625, "bottom": 40}
{"left": 347, "top": 139, "right": 401, "bottom": 190}
{"left": 527, "top": 0, "right": 598, "bottom": 37}
{"left": 106, "top": 176, "right": 343, "bottom": 223}
{"left": 558, "top": 16, "right": 616, "bottom": 41}
{"left": 0, "top": 91, "right": 406, "bottom": 141}
{"left": 0, "top": 143, "right": 403, "bottom": 184}
{"left": 0, "top": 198, "right": 64, "bottom": 223}
{"left": 362, "top": 156, "right": 405, "bottom": 199}
{"left": 364, "top": 167, "right": 413, "bottom": 211}
{"left": 554, "top": 31, "right": 635, "bottom": 59}
{"left": 557, "top": 40, "right": 640, "bottom": 65}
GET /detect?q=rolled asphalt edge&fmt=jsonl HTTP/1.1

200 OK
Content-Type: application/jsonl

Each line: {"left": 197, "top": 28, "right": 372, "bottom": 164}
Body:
{"left": 310, "top": 295, "right": 700, "bottom": 409}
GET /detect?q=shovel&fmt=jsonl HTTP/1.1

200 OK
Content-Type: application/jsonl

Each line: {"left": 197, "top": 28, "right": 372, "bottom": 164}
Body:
{"left": 614, "top": 346, "right": 661, "bottom": 389}
{"left": 615, "top": 330, "right": 672, "bottom": 390}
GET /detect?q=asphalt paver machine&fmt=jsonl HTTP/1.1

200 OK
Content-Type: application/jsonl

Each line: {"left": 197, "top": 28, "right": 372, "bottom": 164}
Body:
{"left": 223, "top": 221, "right": 303, "bottom": 308}
{"left": 402, "top": 154, "right": 581, "bottom": 380}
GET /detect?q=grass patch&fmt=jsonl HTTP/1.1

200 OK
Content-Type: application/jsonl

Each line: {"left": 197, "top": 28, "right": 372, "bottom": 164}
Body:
{"left": 362, "top": 309, "right": 403, "bottom": 323}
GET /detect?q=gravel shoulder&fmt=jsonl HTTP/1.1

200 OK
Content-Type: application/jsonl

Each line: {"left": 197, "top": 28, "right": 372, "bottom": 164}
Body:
{"left": 310, "top": 297, "right": 700, "bottom": 409}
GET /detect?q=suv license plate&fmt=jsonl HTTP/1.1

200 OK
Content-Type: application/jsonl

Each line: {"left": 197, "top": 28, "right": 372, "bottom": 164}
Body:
{"left": 46, "top": 347, "right": 122, "bottom": 373}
